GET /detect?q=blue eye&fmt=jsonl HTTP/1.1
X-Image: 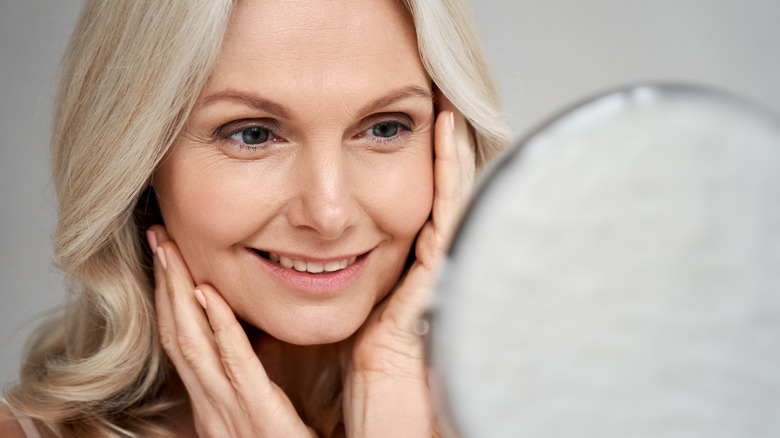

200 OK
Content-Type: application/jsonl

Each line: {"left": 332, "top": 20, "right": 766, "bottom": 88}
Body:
{"left": 371, "top": 122, "right": 401, "bottom": 138}
{"left": 230, "top": 126, "right": 271, "bottom": 145}
{"left": 363, "top": 120, "right": 411, "bottom": 142}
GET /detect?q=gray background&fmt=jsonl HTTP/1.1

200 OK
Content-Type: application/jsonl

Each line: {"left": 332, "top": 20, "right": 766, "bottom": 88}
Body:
{"left": 2, "top": 0, "right": 779, "bottom": 387}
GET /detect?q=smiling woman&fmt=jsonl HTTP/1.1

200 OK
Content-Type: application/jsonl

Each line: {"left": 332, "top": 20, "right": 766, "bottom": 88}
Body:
{"left": 0, "top": 0, "right": 509, "bottom": 437}
{"left": 156, "top": 0, "right": 436, "bottom": 347}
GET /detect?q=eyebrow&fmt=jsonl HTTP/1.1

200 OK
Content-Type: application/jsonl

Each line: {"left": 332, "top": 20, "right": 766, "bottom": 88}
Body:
{"left": 197, "top": 85, "right": 433, "bottom": 119}
{"left": 357, "top": 85, "right": 434, "bottom": 115}
{"left": 198, "top": 92, "right": 291, "bottom": 118}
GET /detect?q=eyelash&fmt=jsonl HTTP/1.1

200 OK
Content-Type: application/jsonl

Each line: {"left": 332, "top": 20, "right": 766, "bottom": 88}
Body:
{"left": 358, "top": 119, "right": 413, "bottom": 145}
{"left": 216, "top": 115, "right": 414, "bottom": 151}
{"left": 217, "top": 120, "right": 281, "bottom": 150}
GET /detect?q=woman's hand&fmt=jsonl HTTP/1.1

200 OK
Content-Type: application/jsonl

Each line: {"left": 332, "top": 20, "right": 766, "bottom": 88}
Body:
{"left": 149, "top": 225, "right": 317, "bottom": 438}
{"left": 344, "top": 94, "right": 476, "bottom": 437}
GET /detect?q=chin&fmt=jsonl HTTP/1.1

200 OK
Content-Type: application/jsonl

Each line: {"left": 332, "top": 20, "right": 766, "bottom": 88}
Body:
{"left": 244, "top": 305, "right": 372, "bottom": 346}
{"left": 266, "top": 323, "right": 361, "bottom": 346}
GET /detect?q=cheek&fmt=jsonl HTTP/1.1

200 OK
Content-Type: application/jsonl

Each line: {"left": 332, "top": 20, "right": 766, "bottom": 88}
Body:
{"left": 395, "top": 166, "right": 434, "bottom": 235}
{"left": 364, "top": 151, "right": 433, "bottom": 306}
{"left": 363, "top": 148, "right": 434, "bottom": 241}
{"left": 153, "top": 150, "right": 274, "bottom": 272}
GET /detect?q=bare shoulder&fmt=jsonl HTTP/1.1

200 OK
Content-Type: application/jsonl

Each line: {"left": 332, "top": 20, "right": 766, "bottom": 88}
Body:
{"left": 0, "top": 403, "right": 28, "bottom": 438}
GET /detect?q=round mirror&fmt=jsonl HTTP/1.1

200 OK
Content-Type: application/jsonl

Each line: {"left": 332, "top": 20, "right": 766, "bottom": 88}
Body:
{"left": 429, "top": 84, "right": 780, "bottom": 438}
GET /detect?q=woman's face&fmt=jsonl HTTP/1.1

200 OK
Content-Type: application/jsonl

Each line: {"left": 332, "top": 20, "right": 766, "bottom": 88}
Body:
{"left": 154, "top": 0, "right": 434, "bottom": 344}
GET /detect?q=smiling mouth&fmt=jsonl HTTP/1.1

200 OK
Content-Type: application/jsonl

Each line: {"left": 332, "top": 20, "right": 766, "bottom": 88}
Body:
{"left": 254, "top": 250, "right": 358, "bottom": 274}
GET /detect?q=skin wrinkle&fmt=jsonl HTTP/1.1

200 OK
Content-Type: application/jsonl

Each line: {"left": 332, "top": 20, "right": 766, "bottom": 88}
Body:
{"left": 198, "top": 92, "right": 291, "bottom": 118}
{"left": 196, "top": 86, "right": 434, "bottom": 144}
{"left": 154, "top": 0, "right": 435, "bottom": 346}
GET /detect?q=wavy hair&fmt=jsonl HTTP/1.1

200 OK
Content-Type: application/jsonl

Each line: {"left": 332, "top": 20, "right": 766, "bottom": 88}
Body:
{"left": 4, "top": 0, "right": 510, "bottom": 436}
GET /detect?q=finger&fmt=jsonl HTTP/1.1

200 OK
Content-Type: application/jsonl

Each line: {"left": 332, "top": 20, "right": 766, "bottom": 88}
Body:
{"left": 439, "top": 93, "right": 477, "bottom": 189}
{"left": 434, "top": 94, "right": 476, "bottom": 221}
{"left": 150, "top": 237, "right": 209, "bottom": 402}
{"left": 150, "top": 225, "right": 216, "bottom": 358}
{"left": 197, "top": 286, "right": 276, "bottom": 403}
{"left": 147, "top": 224, "right": 170, "bottom": 247}
{"left": 147, "top": 227, "right": 181, "bottom": 367}
{"left": 149, "top": 228, "right": 230, "bottom": 403}
{"left": 161, "top": 242, "right": 221, "bottom": 360}
{"left": 435, "top": 91, "right": 476, "bottom": 154}
{"left": 199, "top": 286, "right": 313, "bottom": 434}
{"left": 427, "top": 110, "right": 464, "bottom": 253}
{"left": 151, "top": 238, "right": 176, "bottom": 358}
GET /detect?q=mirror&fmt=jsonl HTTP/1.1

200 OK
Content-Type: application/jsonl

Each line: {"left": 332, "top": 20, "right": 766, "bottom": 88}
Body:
{"left": 429, "top": 84, "right": 780, "bottom": 437}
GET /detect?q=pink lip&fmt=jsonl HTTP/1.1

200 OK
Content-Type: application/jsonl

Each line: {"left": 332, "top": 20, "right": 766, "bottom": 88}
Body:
{"left": 248, "top": 249, "right": 369, "bottom": 295}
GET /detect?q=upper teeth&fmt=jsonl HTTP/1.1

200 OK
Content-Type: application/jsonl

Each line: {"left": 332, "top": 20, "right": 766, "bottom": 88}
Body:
{"left": 269, "top": 252, "right": 357, "bottom": 274}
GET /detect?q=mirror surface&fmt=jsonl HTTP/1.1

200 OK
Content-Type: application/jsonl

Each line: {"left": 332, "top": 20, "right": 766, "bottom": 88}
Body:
{"left": 429, "top": 85, "right": 780, "bottom": 438}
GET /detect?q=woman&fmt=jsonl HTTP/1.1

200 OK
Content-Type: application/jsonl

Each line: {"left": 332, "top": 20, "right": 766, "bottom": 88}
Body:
{"left": 1, "top": 0, "right": 510, "bottom": 436}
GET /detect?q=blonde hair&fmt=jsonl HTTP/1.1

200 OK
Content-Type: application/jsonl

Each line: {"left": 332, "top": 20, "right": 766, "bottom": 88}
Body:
{"left": 404, "top": 0, "right": 511, "bottom": 167}
{"left": 5, "top": 0, "right": 510, "bottom": 436}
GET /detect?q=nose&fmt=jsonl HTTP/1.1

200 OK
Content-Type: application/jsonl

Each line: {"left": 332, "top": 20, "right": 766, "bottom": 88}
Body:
{"left": 285, "top": 143, "right": 360, "bottom": 240}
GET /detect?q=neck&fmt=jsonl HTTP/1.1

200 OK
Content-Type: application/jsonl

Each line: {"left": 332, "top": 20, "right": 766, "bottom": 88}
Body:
{"left": 247, "top": 324, "right": 348, "bottom": 433}
{"left": 245, "top": 323, "right": 344, "bottom": 389}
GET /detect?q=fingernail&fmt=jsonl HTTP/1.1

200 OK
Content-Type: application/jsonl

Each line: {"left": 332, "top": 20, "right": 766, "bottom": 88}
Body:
{"left": 156, "top": 246, "right": 168, "bottom": 270}
{"left": 448, "top": 112, "right": 455, "bottom": 132}
{"left": 146, "top": 229, "right": 158, "bottom": 251}
{"left": 194, "top": 289, "right": 207, "bottom": 310}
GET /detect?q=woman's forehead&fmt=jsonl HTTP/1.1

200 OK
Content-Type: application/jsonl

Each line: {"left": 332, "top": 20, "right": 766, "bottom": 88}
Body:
{"left": 202, "top": 0, "right": 429, "bottom": 113}
{"left": 220, "top": 0, "right": 419, "bottom": 71}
